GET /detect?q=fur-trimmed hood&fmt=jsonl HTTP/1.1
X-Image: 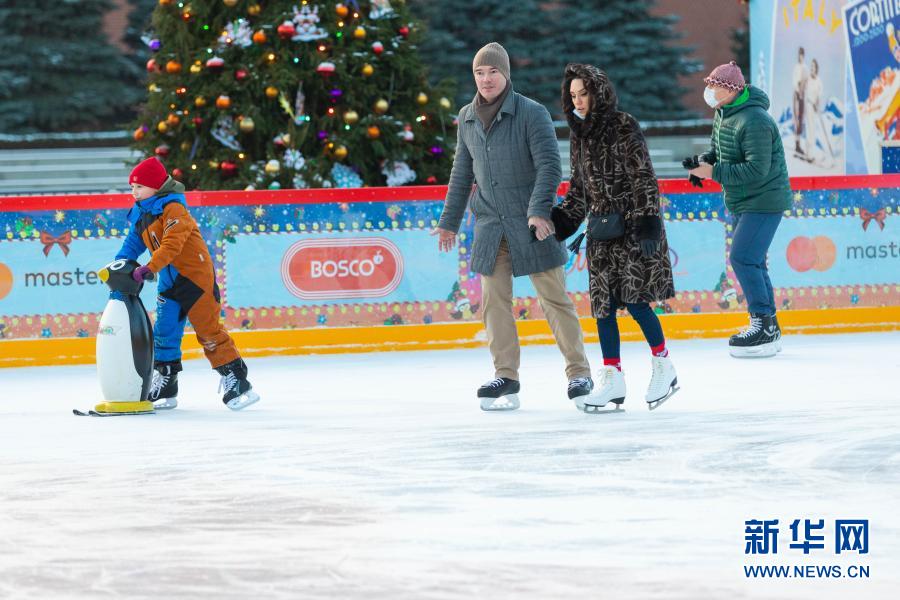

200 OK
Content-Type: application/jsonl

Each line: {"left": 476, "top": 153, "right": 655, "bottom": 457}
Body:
{"left": 561, "top": 63, "right": 618, "bottom": 139}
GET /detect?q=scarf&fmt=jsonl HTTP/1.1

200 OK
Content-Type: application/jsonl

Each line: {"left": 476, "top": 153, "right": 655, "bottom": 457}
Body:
{"left": 473, "top": 82, "right": 512, "bottom": 131}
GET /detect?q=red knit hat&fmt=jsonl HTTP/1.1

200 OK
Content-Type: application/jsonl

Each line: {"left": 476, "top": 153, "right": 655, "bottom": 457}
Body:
{"left": 129, "top": 157, "right": 168, "bottom": 189}
{"left": 704, "top": 61, "right": 746, "bottom": 92}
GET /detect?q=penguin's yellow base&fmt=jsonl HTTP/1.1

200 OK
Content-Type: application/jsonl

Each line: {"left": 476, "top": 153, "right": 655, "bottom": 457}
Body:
{"left": 93, "top": 401, "right": 155, "bottom": 414}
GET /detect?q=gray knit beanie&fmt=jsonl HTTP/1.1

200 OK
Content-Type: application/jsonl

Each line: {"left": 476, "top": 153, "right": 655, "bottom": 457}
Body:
{"left": 473, "top": 42, "right": 511, "bottom": 81}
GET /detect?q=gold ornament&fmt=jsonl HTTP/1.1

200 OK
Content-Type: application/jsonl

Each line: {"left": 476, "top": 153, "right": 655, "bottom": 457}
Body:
{"left": 165, "top": 60, "right": 182, "bottom": 74}
{"left": 334, "top": 145, "right": 348, "bottom": 160}
{"left": 343, "top": 110, "right": 359, "bottom": 124}
{"left": 265, "top": 86, "right": 279, "bottom": 98}
{"left": 264, "top": 159, "right": 281, "bottom": 175}
{"left": 216, "top": 95, "right": 232, "bottom": 109}
{"left": 353, "top": 26, "right": 366, "bottom": 40}
{"left": 222, "top": 0, "right": 238, "bottom": 7}
{"left": 367, "top": 125, "right": 381, "bottom": 139}
{"left": 180, "top": 141, "right": 192, "bottom": 152}
{"left": 247, "top": 3, "right": 261, "bottom": 16}
{"left": 239, "top": 117, "right": 255, "bottom": 133}
{"left": 416, "top": 92, "right": 428, "bottom": 106}
{"left": 194, "top": 96, "right": 207, "bottom": 107}
{"left": 189, "top": 62, "right": 202, "bottom": 75}
{"left": 208, "top": 160, "right": 220, "bottom": 169}
{"left": 439, "top": 97, "right": 451, "bottom": 110}
{"left": 361, "top": 63, "right": 374, "bottom": 77}
{"left": 157, "top": 121, "right": 169, "bottom": 133}
{"left": 148, "top": 83, "right": 161, "bottom": 93}
{"left": 374, "top": 99, "right": 389, "bottom": 114}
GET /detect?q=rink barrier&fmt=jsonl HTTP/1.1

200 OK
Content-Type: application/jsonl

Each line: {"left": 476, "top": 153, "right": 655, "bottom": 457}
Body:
{"left": 1, "top": 306, "right": 897, "bottom": 368}
{"left": 1, "top": 175, "right": 898, "bottom": 368}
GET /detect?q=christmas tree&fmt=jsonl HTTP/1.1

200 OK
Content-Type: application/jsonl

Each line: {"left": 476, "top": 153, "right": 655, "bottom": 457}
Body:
{"left": 0, "top": 0, "right": 143, "bottom": 133}
{"left": 132, "top": 0, "right": 456, "bottom": 190}
{"left": 412, "top": 0, "right": 699, "bottom": 120}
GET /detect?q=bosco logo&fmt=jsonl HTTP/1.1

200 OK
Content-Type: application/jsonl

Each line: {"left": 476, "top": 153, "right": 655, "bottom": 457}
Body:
{"left": 281, "top": 237, "right": 404, "bottom": 300}
{"left": 786, "top": 235, "right": 836, "bottom": 272}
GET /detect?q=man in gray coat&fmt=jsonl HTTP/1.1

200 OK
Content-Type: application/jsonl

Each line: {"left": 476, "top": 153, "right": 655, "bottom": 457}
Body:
{"left": 433, "top": 42, "right": 593, "bottom": 411}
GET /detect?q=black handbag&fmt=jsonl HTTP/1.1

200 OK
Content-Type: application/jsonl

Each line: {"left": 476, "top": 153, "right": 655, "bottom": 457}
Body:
{"left": 587, "top": 212, "right": 625, "bottom": 241}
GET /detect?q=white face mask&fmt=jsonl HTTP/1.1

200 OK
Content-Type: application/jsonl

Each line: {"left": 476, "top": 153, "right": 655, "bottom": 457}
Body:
{"left": 573, "top": 108, "right": 586, "bottom": 120}
{"left": 704, "top": 86, "right": 720, "bottom": 109}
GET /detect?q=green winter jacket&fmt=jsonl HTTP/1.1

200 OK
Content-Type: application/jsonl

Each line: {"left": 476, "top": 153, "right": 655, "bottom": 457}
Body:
{"left": 702, "top": 86, "right": 792, "bottom": 214}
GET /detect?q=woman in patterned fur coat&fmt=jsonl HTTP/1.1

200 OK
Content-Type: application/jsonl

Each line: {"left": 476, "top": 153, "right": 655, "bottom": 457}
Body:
{"left": 551, "top": 63, "right": 679, "bottom": 412}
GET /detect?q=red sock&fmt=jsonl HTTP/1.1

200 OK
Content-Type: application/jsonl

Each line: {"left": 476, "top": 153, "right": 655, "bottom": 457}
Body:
{"left": 651, "top": 342, "right": 668, "bottom": 357}
{"left": 603, "top": 358, "right": 622, "bottom": 371}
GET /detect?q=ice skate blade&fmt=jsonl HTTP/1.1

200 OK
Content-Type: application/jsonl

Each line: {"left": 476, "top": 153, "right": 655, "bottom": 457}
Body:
{"left": 480, "top": 393, "right": 520, "bottom": 411}
{"left": 580, "top": 398, "right": 625, "bottom": 414}
{"left": 647, "top": 385, "right": 680, "bottom": 411}
{"left": 729, "top": 342, "right": 777, "bottom": 358}
{"left": 153, "top": 397, "right": 178, "bottom": 410}
{"left": 226, "top": 390, "right": 260, "bottom": 411}
{"left": 74, "top": 409, "right": 156, "bottom": 417}
{"left": 570, "top": 394, "right": 591, "bottom": 411}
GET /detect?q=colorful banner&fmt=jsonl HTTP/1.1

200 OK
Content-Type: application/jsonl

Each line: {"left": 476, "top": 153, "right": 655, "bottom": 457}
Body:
{"left": 770, "top": 0, "right": 847, "bottom": 175}
{"left": 0, "top": 180, "right": 897, "bottom": 340}
{"left": 844, "top": 0, "right": 900, "bottom": 174}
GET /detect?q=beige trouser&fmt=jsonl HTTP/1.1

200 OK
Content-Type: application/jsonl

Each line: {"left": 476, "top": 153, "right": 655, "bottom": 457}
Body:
{"left": 481, "top": 238, "right": 591, "bottom": 381}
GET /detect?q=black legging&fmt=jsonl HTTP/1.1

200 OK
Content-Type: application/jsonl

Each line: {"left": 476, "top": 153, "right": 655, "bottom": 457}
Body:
{"left": 595, "top": 297, "right": 665, "bottom": 360}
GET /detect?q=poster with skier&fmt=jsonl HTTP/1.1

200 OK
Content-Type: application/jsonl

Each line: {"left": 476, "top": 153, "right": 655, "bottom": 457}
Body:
{"left": 844, "top": 0, "right": 900, "bottom": 173}
{"left": 769, "top": 0, "right": 846, "bottom": 175}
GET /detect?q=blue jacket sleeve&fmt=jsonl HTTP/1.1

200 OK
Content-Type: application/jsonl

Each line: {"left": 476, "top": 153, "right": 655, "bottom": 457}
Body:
{"left": 115, "top": 228, "right": 146, "bottom": 262}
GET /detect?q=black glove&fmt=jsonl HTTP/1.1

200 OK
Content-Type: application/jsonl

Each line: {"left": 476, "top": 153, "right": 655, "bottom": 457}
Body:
{"left": 681, "top": 155, "right": 703, "bottom": 188}
{"left": 550, "top": 205, "right": 581, "bottom": 241}
{"left": 632, "top": 215, "right": 663, "bottom": 258}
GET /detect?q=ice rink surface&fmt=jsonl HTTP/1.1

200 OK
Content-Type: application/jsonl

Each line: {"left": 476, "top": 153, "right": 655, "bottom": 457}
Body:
{"left": 1, "top": 332, "right": 898, "bottom": 599}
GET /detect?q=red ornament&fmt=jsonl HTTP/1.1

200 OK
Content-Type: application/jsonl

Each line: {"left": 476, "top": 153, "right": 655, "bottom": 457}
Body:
{"left": 372, "top": 41, "right": 384, "bottom": 55}
{"left": 235, "top": 69, "right": 249, "bottom": 82}
{"left": 192, "top": 117, "right": 204, "bottom": 126}
{"left": 398, "top": 26, "right": 410, "bottom": 38}
{"left": 146, "top": 58, "right": 160, "bottom": 73}
{"left": 277, "top": 21, "right": 296, "bottom": 39}
{"left": 154, "top": 144, "right": 170, "bottom": 157}
{"left": 316, "top": 61, "right": 336, "bottom": 76}
{"left": 427, "top": 176, "right": 437, "bottom": 184}
{"left": 206, "top": 56, "right": 225, "bottom": 72}
{"left": 172, "top": 168, "right": 184, "bottom": 179}
{"left": 220, "top": 161, "right": 238, "bottom": 177}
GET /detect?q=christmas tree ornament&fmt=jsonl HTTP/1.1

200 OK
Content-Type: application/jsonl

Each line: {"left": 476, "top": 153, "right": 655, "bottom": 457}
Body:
{"left": 172, "top": 167, "right": 184, "bottom": 178}
{"left": 369, "top": 0, "right": 394, "bottom": 20}
{"left": 277, "top": 21, "right": 296, "bottom": 39}
{"left": 252, "top": 30, "right": 267, "bottom": 44}
{"left": 220, "top": 161, "right": 238, "bottom": 176}
{"left": 175, "top": 86, "right": 187, "bottom": 96}
{"left": 194, "top": 96, "right": 207, "bottom": 107}
{"left": 215, "top": 95, "right": 232, "bottom": 109}
{"left": 192, "top": 116, "right": 204, "bottom": 126}
{"left": 372, "top": 41, "right": 384, "bottom": 55}
{"left": 206, "top": 56, "right": 225, "bottom": 71}
{"left": 268, "top": 181, "right": 282, "bottom": 190}
{"left": 333, "top": 145, "right": 348, "bottom": 160}
{"left": 149, "top": 39, "right": 162, "bottom": 52}
{"left": 283, "top": 149, "right": 305, "bottom": 169}
{"left": 166, "top": 113, "right": 180, "bottom": 126}
{"left": 353, "top": 26, "right": 366, "bottom": 40}
{"left": 159, "top": 0, "right": 173, "bottom": 5}
{"left": 399, "top": 124, "right": 414, "bottom": 141}
{"left": 336, "top": 3, "right": 349, "bottom": 17}
{"left": 374, "top": 98, "right": 389, "bottom": 114}
{"left": 238, "top": 116, "right": 255, "bottom": 133}
{"left": 398, "top": 26, "right": 409, "bottom": 38}
{"left": 265, "top": 86, "right": 279, "bottom": 98}
{"left": 429, "top": 145, "right": 444, "bottom": 156}
{"left": 223, "top": 0, "right": 238, "bottom": 7}
{"left": 133, "top": 127, "right": 146, "bottom": 141}
{"left": 235, "top": 69, "right": 249, "bottom": 81}
{"left": 219, "top": 18, "right": 253, "bottom": 48}
{"left": 382, "top": 161, "right": 416, "bottom": 186}
{"left": 180, "top": 141, "right": 192, "bottom": 152}
{"left": 439, "top": 97, "right": 452, "bottom": 110}
{"left": 189, "top": 62, "right": 202, "bottom": 74}
{"left": 343, "top": 110, "right": 359, "bottom": 124}
{"left": 247, "top": 3, "right": 261, "bottom": 16}
{"left": 212, "top": 117, "right": 242, "bottom": 149}
{"left": 208, "top": 160, "right": 220, "bottom": 169}
{"left": 361, "top": 63, "right": 374, "bottom": 77}
{"left": 265, "top": 159, "right": 281, "bottom": 175}
{"left": 146, "top": 58, "right": 160, "bottom": 72}
{"left": 148, "top": 83, "right": 162, "bottom": 93}
{"left": 367, "top": 125, "right": 381, "bottom": 139}
{"left": 290, "top": 5, "right": 328, "bottom": 41}
{"left": 416, "top": 92, "right": 428, "bottom": 106}
{"left": 316, "top": 62, "right": 336, "bottom": 76}
{"left": 157, "top": 121, "right": 169, "bottom": 133}
{"left": 331, "top": 163, "right": 363, "bottom": 187}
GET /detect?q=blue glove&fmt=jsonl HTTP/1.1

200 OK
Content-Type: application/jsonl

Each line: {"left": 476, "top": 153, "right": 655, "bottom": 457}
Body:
{"left": 132, "top": 265, "right": 153, "bottom": 282}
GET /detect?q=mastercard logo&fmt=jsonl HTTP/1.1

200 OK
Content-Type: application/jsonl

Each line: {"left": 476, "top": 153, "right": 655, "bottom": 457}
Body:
{"left": 0, "top": 262, "right": 12, "bottom": 300}
{"left": 786, "top": 236, "right": 836, "bottom": 272}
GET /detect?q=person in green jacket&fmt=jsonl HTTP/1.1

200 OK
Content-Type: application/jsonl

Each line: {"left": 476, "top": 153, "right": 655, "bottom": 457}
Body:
{"left": 687, "top": 61, "right": 791, "bottom": 358}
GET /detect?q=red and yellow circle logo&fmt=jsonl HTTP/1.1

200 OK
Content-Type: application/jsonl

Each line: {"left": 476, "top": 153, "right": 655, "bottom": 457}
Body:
{"left": 786, "top": 236, "right": 836, "bottom": 272}
{"left": 0, "top": 262, "right": 12, "bottom": 300}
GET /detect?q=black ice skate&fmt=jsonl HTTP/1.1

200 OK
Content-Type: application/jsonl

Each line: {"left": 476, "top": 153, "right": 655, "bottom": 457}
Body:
{"left": 148, "top": 361, "right": 181, "bottom": 410}
{"left": 215, "top": 358, "right": 260, "bottom": 411}
{"left": 772, "top": 314, "right": 783, "bottom": 352}
{"left": 477, "top": 377, "right": 520, "bottom": 411}
{"left": 729, "top": 314, "right": 778, "bottom": 358}
{"left": 567, "top": 376, "right": 594, "bottom": 410}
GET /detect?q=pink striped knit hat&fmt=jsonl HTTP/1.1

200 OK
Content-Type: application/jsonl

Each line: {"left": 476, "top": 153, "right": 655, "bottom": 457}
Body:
{"left": 704, "top": 61, "right": 745, "bottom": 91}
